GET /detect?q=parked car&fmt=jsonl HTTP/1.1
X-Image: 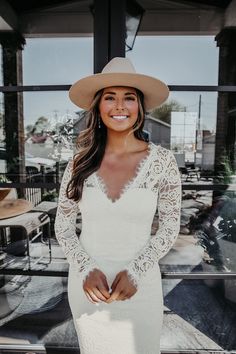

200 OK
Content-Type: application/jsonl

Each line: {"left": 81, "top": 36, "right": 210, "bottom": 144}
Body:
{"left": 0, "top": 147, "right": 57, "bottom": 174}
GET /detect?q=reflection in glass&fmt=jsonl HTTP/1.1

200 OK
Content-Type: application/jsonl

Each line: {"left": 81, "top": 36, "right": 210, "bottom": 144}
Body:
{"left": 0, "top": 45, "right": 2, "bottom": 86}
{"left": 0, "top": 92, "right": 6, "bottom": 178}
{"left": 149, "top": 91, "right": 218, "bottom": 176}
{"left": 163, "top": 279, "right": 236, "bottom": 351}
{"left": 24, "top": 91, "right": 79, "bottom": 162}
{"left": 193, "top": 192, "right": 236, "bottom": 274}
{"left": 0, "top": 273, "right": 78, "bottom": 350}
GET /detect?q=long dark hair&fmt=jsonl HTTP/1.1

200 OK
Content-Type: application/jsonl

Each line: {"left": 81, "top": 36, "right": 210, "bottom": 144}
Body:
{"left": 66, "top": 87, "right": 146, "bottom": 202}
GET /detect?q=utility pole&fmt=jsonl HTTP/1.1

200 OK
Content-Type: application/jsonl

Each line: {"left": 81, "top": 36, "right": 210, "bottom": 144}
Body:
{"left": 195, "top": 94, "right": 202, "bottom": 165}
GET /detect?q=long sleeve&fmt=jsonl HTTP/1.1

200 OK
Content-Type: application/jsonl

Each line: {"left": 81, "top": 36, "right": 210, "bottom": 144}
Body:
{"left": 54, "top": 160, "right": 99, "bottom": 283}
{"left": 124, "top": 150, "right": 182, "bottom": 289}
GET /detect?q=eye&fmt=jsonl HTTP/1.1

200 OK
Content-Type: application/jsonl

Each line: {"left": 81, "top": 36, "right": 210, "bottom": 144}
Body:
{"left": 125, "top": 96, "right": 136, "bottom": 101}
{"left": 104, "top": 95, "right": 115, "bottom": 100}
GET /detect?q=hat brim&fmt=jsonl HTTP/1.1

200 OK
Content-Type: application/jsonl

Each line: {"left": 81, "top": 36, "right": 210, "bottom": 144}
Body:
{"left": 69, "top": 72, "right": 169, "bottom": 111}
{"left": 0, "top": 199, "right": 33, "bottom": 219}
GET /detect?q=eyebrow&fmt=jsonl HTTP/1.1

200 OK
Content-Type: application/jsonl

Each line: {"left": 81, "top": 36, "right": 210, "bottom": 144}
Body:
{"left": 103, "top": 91, "right": 137, "bottom": 96}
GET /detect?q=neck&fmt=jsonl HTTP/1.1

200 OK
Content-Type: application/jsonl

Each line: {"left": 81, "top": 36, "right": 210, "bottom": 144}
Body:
{"left": 105, "top": 130, "right": 141, "bottom": 154}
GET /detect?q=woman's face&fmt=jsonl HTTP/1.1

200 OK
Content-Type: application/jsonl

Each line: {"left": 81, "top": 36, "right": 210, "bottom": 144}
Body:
{"left": 98, "top": 86, "right": 139, "bottom": 132}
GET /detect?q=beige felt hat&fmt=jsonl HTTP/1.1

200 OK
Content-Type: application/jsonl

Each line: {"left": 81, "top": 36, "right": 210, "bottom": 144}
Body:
{"left": 69, "top": 57, "right": 169, "bottom": 111}
{"left": 0, "top": 188, "right": 33, "bottom": 219}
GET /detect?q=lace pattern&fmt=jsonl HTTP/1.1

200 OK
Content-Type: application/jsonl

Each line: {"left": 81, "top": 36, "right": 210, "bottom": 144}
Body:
{"left": 55, "top": 144, "right": 181, "bottom": 290}
{"left": 94, "top": 141, "right": 152, "bottom": 203}
{"left": 54, "top": 160, "right": 98, "bottom": 283}
{"left": 123, "top": 148, "right": 182, "bottom": 289}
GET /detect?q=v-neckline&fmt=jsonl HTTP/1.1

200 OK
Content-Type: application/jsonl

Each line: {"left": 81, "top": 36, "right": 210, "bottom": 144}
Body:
{"left": 94, "top": 141, "right": 153, "bottom": 204}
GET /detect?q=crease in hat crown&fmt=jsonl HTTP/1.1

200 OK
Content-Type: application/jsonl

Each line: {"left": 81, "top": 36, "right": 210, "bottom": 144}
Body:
{"left": 69, "top": 56, "right": 169, "bottom": 111}
{"left": 102, "top": 57, "right": 136, "bottom": 74}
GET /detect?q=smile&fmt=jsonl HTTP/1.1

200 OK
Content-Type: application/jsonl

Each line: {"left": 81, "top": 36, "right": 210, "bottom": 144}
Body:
{"left": 111, "top": 115, "right": 129, "bottom": 120}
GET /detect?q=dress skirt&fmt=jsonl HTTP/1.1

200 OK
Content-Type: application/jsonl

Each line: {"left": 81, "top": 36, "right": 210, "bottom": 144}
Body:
{"left": 68, "top": 261, "right": 163, "bottom": 354}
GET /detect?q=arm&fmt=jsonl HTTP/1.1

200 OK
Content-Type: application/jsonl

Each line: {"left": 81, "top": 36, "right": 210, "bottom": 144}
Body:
{"left": 54, "top": 160, "right": 99, "bottom": 283}
{"left": 124, "top": 150, "right": 182, "bottom": 289}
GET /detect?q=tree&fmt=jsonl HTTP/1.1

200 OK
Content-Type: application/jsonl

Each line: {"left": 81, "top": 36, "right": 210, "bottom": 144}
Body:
{"left": 31, "top": 116, "right": 50, "bottom": 135}
{"left": 150, "top": 99, "right": 185, "bottom": 124}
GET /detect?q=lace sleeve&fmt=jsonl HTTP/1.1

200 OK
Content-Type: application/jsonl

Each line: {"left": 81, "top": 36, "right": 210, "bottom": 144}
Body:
{"left": 124, "top": 150, "right": 182, "bottom": 289}
{"left": 54, "top": 160, "right": 98, "bottom": 283}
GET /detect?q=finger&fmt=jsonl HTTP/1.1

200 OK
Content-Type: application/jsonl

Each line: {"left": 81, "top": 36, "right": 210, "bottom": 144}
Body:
{"left": 106, "top": 288, "right": 121, "bottom": 303}
{"left": 97, "top": 285, "right": 111, "bottom": 300}
{"left": 111, "top": 275, "right": 120, "bottom": 290}
{"left": 84, "top": 291, "right": 96, "bottom": 304}
{"left": 87, "top": 290, "right": 101, "bottom": 303}
{"left": 121, "top": 296, "right": 128, "bottom": 301}
{"left": 100, "top": 278, "right": 111, "bottom": 298}
{"left": 92, "top": 287, "right": 108, "bottom": 302}
{"left": 121, "top": 293, "right": 131, "bottom": 301}
{"left": 116, "top": 291, "right": 126, "bottom": 301}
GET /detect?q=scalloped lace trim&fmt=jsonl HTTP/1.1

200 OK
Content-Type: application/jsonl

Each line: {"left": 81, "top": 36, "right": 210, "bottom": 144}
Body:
{"left": 94, "top": 141, "right": 154, "bottom": 203}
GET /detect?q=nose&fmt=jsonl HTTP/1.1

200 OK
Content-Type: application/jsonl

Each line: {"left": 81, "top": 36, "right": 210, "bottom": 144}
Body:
{"left": 115, "top": 99, "right": 125, "bottom": 111}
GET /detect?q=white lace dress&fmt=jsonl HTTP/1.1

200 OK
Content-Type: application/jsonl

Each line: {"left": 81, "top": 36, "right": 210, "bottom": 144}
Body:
{"left": 54, "top": 142, "right": 182, "bottom": 354}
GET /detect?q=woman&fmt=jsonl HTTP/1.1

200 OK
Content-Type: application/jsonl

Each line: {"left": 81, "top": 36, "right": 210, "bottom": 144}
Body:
{"left": 54, "top": 57, "right": 182, "bottom": 354}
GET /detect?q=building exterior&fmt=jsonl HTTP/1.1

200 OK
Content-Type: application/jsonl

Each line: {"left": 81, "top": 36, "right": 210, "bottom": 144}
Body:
{"left": 0, "top": 1, "right": 236, "bottom": 353}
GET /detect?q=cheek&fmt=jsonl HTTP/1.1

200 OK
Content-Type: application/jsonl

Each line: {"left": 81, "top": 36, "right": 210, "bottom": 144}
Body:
{"left": 126, "top": 101, "right": 139, "bottom": 115}
{"left": 99, "top": 101, "right": 113, "bottom": 116}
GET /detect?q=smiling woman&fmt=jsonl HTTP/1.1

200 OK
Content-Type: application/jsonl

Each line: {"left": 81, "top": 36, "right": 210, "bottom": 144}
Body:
{"left": 99, "top": 87, "right": 140, "bottom": 128}
{"left": 54, "top": 57, "right": 181, "bottom": 354}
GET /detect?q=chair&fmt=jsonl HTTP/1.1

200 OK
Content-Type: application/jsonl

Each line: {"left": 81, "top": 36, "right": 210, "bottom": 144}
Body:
{"left": 0, "top": 212, "right": 51, "bottom": 269}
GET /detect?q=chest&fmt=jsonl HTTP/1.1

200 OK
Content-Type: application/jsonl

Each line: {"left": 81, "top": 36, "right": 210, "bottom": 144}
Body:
{"left": 84, "top": 142, "right": 162, "bottom": 204}
{"left": 96, "top": 149, "right": 149, "bottom": 199}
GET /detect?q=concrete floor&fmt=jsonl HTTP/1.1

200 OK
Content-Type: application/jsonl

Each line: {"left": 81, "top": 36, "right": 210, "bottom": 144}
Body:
{"left": 0, "top": 235, "right": 235, "bottom": 353}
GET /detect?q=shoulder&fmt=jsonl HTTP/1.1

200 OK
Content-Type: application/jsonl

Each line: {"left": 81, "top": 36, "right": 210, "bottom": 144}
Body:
{"left": 150, "top": 143, "right": 180, "bottom": 180}
{"left": 61, "top": 159, "right": 74, "bottom": 178}
{"left": 150, "top": 143, "right": 174, "bottom": 162}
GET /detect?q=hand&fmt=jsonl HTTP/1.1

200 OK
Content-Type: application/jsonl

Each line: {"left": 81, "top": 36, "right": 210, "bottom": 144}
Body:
{"left": 105, "top": 270, "right": 137, "bottom": 303}
{"left": 83, "top": 268, "right": 111, "bottom": 304}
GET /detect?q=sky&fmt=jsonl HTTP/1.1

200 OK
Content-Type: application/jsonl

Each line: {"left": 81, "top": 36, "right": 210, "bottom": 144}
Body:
{"left": 21, "top": 35, "right": 219, "bottom": 131}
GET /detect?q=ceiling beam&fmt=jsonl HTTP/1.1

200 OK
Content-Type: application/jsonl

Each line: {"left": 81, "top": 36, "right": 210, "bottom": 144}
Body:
{"left": 19, "top": 5, "right": 224, "bottom": 37}
{"left": 156, "top": 0, "right": 213, "bottom": 10}
{"left": 18, "top": 0, "right": 87, "bottom": 14}
{"left": 224, "top": 0, "right": 236, "bottom": 26}
{"left": 20, "top": 12, "right": 93, "bottom": 37}
{"left": 139, "top": 8, "right": 223, "bottom": 35}
{"left": 0, "top": 0, "right": 18, "bottom": 31}
{"left": 164, "top": 0, "right": 231, "bottom": 9}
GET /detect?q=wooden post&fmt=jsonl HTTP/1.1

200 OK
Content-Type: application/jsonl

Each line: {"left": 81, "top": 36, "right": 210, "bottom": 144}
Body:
{"left": 214, "top": 28, "right": 236, "bottom": 189}
{"left": 0, "top": 32, "right": 26, "bottom": 197}
{"left": 93, "top": 0, "right": 126, "bottom": 73}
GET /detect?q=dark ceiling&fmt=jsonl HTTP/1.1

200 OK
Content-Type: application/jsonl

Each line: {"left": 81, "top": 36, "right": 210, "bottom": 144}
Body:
{"left": 7, "top": 0, "right": 233, "bottom": 14}
{"left": 7, "top": 0, "right": 86, "bottom": 13}
{"left": 1, "top": 0, "right": 233, "bottom": 36}
{"left": 169, "top": 0, "right": 232, "bottom": 8}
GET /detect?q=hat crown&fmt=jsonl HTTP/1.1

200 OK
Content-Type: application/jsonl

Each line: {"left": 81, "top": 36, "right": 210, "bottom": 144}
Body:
{"left": 102, "top": 57, "right": 136, "bottom": 74}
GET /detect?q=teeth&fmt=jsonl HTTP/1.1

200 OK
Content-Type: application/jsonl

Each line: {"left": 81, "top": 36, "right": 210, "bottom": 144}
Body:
{"left": 112, "top": 115, "right": 128, "bottom": 119}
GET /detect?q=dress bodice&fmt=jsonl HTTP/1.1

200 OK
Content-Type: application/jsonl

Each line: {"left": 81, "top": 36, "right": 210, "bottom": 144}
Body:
{"left": 54, "top": 142, "right": 182, "bottom": 288}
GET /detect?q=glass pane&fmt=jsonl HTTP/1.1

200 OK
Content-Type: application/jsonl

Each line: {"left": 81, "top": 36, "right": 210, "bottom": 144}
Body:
{"left": 0, "top": 92, "right": 6, "bottom": 176}
{"left": 0, "top": 45, "right": 3, "bottom": 86}
{"left": 24, "top": 91, "right": 78, "bottom": 162}
{"left": 0, "top": 275, "right": 78, "bottom": 351}
{"left": 146, "top": 91, "right": 217, "bottom": 163}
{"left": 0, "top": 277, "right": 235, "bottom": 352}
{"left": 127, "top": 35, "right": 219, "bottom": 85}
{"left": 162, "top": 279, "right": 236, "bottom": 351}
{"left": 1, "top": 89, "right": 235, "bottom": 276}
{"left": 23, "top": 37, "right": 93, "bottom": 85}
